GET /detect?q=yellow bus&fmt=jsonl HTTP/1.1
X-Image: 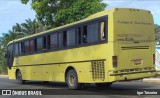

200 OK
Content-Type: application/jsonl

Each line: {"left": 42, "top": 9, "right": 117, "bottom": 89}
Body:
{"left": 6, "top": 8, "right": 156, "bottom": 89}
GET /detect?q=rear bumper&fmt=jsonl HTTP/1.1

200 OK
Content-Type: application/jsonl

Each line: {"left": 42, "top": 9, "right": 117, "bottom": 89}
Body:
{"left": 110, "top": 70, "right": 156, "bottom": 76}
{"left": 108, "top": 69, "right": 156, "bottom": 82}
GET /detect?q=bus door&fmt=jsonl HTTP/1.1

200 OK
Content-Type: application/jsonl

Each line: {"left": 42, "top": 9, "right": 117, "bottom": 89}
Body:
{"left": 7, "top": 44, "right": 14, "bottom": 69}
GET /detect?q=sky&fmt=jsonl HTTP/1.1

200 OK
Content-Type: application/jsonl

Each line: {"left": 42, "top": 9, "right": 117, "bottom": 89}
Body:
{"left": 104, "top": 0, "right": 160, "bottom": 25}
{"left": 0, "top": 0, "right": 36, "bottom": 36}
{"left": 0, "top": 0, "right": 160, "bottom": 37}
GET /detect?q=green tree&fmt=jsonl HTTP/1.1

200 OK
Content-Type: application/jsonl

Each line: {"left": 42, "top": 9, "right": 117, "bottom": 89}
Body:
{"left": 0, "top": 31, "right": 19, "bottom": 74}
{"left": 0, "top": 18, "right": 44, "bottom": 74}
{"left": 155, "top": 24, "right": 160, "bottom": 33}
{"left": 21, "top": 19, "right": 45, "bottom": 35}
{"left": 21, "top": 0, "right": 107, "bottom": 29}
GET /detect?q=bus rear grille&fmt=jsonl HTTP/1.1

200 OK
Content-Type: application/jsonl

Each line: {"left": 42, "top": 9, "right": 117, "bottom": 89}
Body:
{"left": 91, "top": 61, "right": 105, "bottom": 80}
{"left": 122, "top": 46, "right": 149, "bottom": 50}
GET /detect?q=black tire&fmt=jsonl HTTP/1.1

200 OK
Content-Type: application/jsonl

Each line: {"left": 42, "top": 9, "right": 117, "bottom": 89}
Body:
{"left": 96, "top": 83, "right": 112, "bottom": 88}
{"left": 16, "top": 70, "right": 25, "bottom": 84}
{"left": 66, "top": 69, "right": 82, "bottom": 90}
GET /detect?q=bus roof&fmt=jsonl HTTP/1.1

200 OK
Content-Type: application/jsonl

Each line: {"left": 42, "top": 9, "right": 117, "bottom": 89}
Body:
{"left": 7, "top": 8, "right": 150, "bottom": 45}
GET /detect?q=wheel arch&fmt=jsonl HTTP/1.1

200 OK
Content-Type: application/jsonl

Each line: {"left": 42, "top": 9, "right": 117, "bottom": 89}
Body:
{"left": 64, "top": 66, "right": 77, "bottom": 82}
{"left": 15, "top": 68, "right": 20, "bottom": 79}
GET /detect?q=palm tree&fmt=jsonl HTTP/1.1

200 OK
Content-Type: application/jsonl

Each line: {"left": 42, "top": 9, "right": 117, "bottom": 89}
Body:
{"left": 155, "top": 24, "right": 160, "bottom": 34}
{"left": 0, "top": 18, "right": 46, "bottom": 74}
{"left": 13, "top": 23, "right": 25, "bottom": 37}
{"left": 21, "top": 19, "right": 45, "bottom": 35}
{"left": 0, "top": 25, "right": 24, "bottom": 73}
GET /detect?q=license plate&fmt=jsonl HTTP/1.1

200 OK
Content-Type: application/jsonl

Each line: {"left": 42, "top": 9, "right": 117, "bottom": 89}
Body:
{"left": 133, "top": 59, "right": 141, "bottom": 65}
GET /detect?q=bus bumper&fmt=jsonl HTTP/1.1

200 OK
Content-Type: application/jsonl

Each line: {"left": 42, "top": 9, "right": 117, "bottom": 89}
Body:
{"left": 108, "top": 69, "right": 156, "bottom": 82}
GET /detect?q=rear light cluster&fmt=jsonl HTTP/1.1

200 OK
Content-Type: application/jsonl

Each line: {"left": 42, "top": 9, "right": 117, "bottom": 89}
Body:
{"left": 153, "top": 54, "right": 155, "bottom": 64}
{"left": 112, "top": 56, "right": 118, "bottom": 68}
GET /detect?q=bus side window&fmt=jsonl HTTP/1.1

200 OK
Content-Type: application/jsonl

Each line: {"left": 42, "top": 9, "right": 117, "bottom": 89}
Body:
{"left": 43, "top": 36, "right": 47, "bottom": 50}
{"left": 83, "top": 25, "right": 87, "bottom": 43}
{"left": 63, "top": 31, "right": 67, "bottom": 47}
{"left": 7, "top": 44, "right": 14, "bottom": 68}
{"left": 24, "top": 41, "right": 30, "bottom": 53}
{"left": 100, "top": 21, "right": 106, "bottom": 40}
{"left": 47, "top": 35, "right": 51, "bottom": 49}
{"left": 87, "top": 22, "right": 99, "bottom": 43}
{"left": 76, "top": 27, "right": 81, "bottom": 44}
{"left": 20, "top": 42, "right": 25, "bottom": 54}
{"left": 67, "top": 28, "right": 76, "bottom": 46}
{"left": 57, "top": 33, "right": 61, "bottom": 48}
{"left": 50, "top": 33, "right": 58, "bottom": 49}
{"left": 29, "top": 40, "right": 34, "bottom": 52}
{"left": 34, "top": 39, "right": 37, "bottom": 52}
{"left": 7, "top": 45, "right": 12, "bottom": 58}
{"left": 15, "top": 44, "right": 19, "bottom": 56}
{"left": 37, "top": 37, "right": 43, "bottom": 51}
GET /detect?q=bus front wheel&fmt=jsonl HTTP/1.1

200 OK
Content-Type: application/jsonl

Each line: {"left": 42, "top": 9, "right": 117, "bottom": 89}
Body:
{"left": 16, "top": 70, "right": 25, "bottom": 84}
{"left": 66, "top": 69, "right": 81, "bottom": 90}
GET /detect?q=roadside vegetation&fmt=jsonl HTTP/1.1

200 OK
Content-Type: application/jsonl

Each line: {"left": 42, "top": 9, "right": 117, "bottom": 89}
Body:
{"left": 155, "top": 24, "right": 160, "bottom": 44}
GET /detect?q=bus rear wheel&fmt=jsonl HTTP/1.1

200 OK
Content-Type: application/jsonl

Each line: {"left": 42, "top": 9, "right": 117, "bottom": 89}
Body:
{"left": 16, "top": 70, "right": 25, "bottom": 84}
{"left": 96, "top": 83, "right": 112, "bottom": 88}
{"left": 66, "top": 69, "right": 82, "bottom": 90}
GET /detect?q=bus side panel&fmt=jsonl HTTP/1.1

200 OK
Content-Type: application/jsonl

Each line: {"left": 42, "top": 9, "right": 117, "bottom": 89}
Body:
{"left": 8, "top": 68, "right": 16, "bottom": 79}
{"left": 11, "top": 43, "right": 111, "bottom": 83}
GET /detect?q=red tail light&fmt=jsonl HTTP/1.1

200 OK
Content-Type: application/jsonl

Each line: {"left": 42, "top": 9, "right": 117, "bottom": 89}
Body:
{"left": 153, "top": 54, "right": 155, "bottom": 64}
{"left": 112, "top": 56, "right": 118, "bottom": 67}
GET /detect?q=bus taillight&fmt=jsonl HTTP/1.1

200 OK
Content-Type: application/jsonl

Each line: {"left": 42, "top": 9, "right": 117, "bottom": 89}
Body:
{"left": 112, "top": 56, "right": 118, "bottom": 67}
{"left": 153, "top": 54, "right": 155, "bottom": 64}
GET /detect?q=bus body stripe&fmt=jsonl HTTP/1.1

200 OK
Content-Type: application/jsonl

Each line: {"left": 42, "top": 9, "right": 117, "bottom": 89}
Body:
{"left": 12, "top": 59, "right": 106, "bottom": 67}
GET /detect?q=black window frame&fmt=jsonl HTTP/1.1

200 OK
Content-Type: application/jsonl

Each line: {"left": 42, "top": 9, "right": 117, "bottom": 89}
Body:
{"left": 10, "top": 16, "right": 108, "bottom": 56}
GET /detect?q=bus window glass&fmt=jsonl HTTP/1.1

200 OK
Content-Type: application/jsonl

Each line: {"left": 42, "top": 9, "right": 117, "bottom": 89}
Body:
{"left": 47, "top": 35, "right": 51, "bottom": 49}
{"left": 37, "top": 38, "right": 43, "bottom": 51}
{"left": 25, "top": 41, "right": 30, "bottom": 53}
{"left": 43, "top": 36, "right": 47, "bottom": 50}
{"left": 76, "top": 27, "right": 81, "bottom": 44}
{"left": 83, "top": 26, "right": 87, "bottom": 43}
{"left": 87, "top": 22, "right": 99, "bottom": 43}
{"left": 63, "top": 31, "right": 67, "bottom": 46}
{"left": 7, "top": 44, "right": 13, "bottom": 58}
{"left": 20, "top": 42, "right": 25, "bottom": 54}
{"left": 67, "top": 28, "right": 76, "bottom": 46}
{"left": 15, "top": 44, "right": 19, "bottom": 56}
{"left": 59, "top": 33, "right": 62, "bottom": 48}
{"left": 29, "top": 40, "right": 34, "bottom": 52}
{"left": 100, "top": 21, "right": 106, "bottom": 40}
{"left": 51, "top": 34, "right": 58, "bottom": 49}
{"left": 34, "top": 39, "right": 37, "bottom": 52}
